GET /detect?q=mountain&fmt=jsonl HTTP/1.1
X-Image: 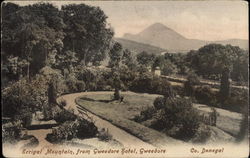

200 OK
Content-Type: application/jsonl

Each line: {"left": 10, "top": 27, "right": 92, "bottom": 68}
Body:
{"left": 114, "top": 38, "right": 167, "bottom": 55}
{"left": 123, "top": 23, "right": 248, "bottom": 52}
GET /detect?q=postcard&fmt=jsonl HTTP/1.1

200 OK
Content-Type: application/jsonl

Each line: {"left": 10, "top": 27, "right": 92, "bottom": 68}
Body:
{"left": 2, "top": 0, "right": 249, "bottom": 157}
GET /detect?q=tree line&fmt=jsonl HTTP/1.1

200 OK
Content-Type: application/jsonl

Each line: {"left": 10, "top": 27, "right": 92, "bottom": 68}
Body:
{"left": 2, "top": 2, "right": 113, "bottom": 82}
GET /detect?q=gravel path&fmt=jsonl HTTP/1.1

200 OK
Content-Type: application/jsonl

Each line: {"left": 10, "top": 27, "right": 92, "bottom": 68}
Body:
{"left": 58, "top": 91, "right": 243, "bottom": 146}
{"left": 58, "top": 92, "right": 155, "bottom": 148}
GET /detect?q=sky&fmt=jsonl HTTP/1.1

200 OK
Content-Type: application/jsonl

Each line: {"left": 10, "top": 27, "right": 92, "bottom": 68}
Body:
{"left": 8, "top": 0, "right": 249, "bottom": 41}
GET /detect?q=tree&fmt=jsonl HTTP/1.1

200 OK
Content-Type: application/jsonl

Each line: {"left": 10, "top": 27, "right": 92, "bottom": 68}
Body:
{"left": 152, "top": 55, "right": 165, "bottom": 73}
{"left": 108, "top": 42, "right": 123, "bottom": 100}
{"left": 121, "top": 49, "right": 137, "bottom": 70}
{"left": 197, "top": 44, "right": 239, "bottom": 100}
{"left": 136, "top": 51, "right": 156, "bottom": 68}
{"left": 62, "top": 4, "right": 113, "bottom": 66}
{"left": 160, "top": 60, "right": 178, "bottom": 76}
{"left": 2, "top": 2, "right": 64, "bottom": 80}
{"left": 108, "top": 42, "right": 123, "bottom": 67}
{"left": 56, "top": 50, "right": 78, "bottom": 74}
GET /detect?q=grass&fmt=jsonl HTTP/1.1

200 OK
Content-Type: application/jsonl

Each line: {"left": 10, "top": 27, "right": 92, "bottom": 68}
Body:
{"left": 75, "top": 91, "right": 184, "bottom": 147}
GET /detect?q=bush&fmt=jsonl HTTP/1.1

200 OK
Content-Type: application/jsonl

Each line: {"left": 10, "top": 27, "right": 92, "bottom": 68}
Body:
{"left": 222, "top": 89, "right": 248, "bottom": 113}
{"left": 130, "top": 72, "right": 153, "bottom": 93}
{"left": 134, "top": 106, "right": 156, "bottom": 123}
{"left": 130, "top": 72, "right": 174, "bottom": 96}
{"left": 75, "top": 80, "right": 86, "bottom": 92}
{"left": 2, "top": 77, "right": 48, "bottom": 118}
{"left": 20, "top": 135, "right": 39, "bottom": 148}
{"left": 2, "top": 120, "right": 22, "bottom": 143}
{"left": 150, "top": 97, "right": 201, "bottom": 140}
{"left": 184, "top": 72, "right": 200, "bottom": 96}
{"left": 53, "top": 108, "right": 77, "bottom": 124}
{"left": 140, "top": 107, "right": 157, "bottom": 121}
{"left": 191, "top": 124, "right": 211, "bottom": 143}
{"left": 194, "top": 85, "right": 217, "bottom": 105}
{"left": 153, "top": 97, "right": 165, "bottom": 110}
{"left": 76, "top": 118, "right": 98, "bottom": 139}
{"left": 160, "top": 61, "right": 178, "bottom": 76}
{"left": 46, "top": 118, "right": 98, "bottom": 143}
{"left": 58, "top": 99, "right": 67, "bottom": 108}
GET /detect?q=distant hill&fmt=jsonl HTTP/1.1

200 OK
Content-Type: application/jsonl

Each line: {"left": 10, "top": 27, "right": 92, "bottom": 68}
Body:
{"left": 114, "top": 37, "right": 167, "bottom": 55}
{"left": 123, "top": 23, "right": 248, "bottom": 53}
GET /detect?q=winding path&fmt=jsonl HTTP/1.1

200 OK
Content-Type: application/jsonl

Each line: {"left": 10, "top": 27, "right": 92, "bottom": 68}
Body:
{"left": 57, "top": 92, "right": 155, "bottom": 148}
{"left": 58, "top": 91, "right": 242, "bottom": 147}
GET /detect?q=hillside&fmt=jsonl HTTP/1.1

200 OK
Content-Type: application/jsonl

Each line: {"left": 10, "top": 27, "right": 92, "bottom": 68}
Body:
{"left": 114, "top": 38, "right": 167, "bottom": 55}
{"left": 123, "top": 23, "right": 248, "bottom": 52}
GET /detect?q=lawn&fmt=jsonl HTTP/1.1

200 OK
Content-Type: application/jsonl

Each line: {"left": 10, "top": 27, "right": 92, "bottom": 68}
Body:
{"left": 75, "top": 91, "right": 184, "bottom": 147}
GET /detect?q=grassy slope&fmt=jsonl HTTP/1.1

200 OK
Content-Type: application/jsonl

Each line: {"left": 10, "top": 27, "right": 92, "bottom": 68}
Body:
{"left": 115, "top": 38, "right": 167, "bottom": 55}
{"left": 75, "top": 92, "right": 184, "bottom": 147}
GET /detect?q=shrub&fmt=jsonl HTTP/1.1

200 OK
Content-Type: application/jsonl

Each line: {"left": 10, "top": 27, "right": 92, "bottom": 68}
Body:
{"left": 153, "top": 97, "right": 165, "bottom": 110}
{"left": 140, "top": 106, "right": 157, "bottom": 121}
{"left": 151, "top": 97, "right": 201, "bottom": 140}
{"left": 134, "top": 106, "right": 156, "bottom": 123}
{"left": 65, "top": 77, "right": 78, "bottom": 93}
{"left": 2, "top": 120, "right": 22, "bottom": 143}
{"left": 2, "top": 77, "right": 48, "bottom": 118}
{"left": 160, "top": 61, "right": 178, "bottom": 76}
{"left": 46, "top": 118, "right": 98, "bottom": 143}
{"left": 76, "top": 118, "right": 98, "bottom": 139}
{"left": 194, "top": 85, "right": 217, "bottom": 105}
{"left": 20, "top": 135, "right": 39, "bottom": 148}
{"left": 10, "top": 107, "right": 33, "bottom": 128}
{"left": 191, "top": 124, "right": 211, "bottom": 143}
{"left": 75, "top": 80, "right": 86, "bottom": 92}
{"left": 53, "top": 108, "right": 77, "bottom": 124}
{"left": 130, "top": 72, "right": 174, "bottom": 96}
{"left": 58, "top": 100, "right": 67, "bottom": 108}
{"left": 222, "top": 89, "right": 248, "bottom": 113}
{"left": 184, "top": 72, "right": 200, "bottom": 96}
{"left": 130, "top": 72, "right": 153, "bottom": 93}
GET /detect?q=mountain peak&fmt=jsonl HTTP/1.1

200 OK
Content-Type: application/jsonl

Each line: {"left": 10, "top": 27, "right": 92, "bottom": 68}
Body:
{"left": 148, "top": 23, "right": 171, "bottom": 30}
{"left": 137, "top": 22, "right": 186, "bottom": 40}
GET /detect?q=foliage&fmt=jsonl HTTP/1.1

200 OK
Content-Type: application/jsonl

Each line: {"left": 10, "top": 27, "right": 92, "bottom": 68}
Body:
{"left": 222, "top": 89, "right": 248, "bottom": 113}
{"left": 58, "top": 99, "right": 67, "bottom": 108}
{"left": 2, "top": 77, "right": 48, "bottom": 118}
{"left": 194, "top": 85, "right": 217, "bottom": 105}
{"left": 14, "top": 108, "right": 33, "bottom": 128}
{"left": 130, "top": 73, "right": 174, "bottom": 96}
{"left": 160, "top": 60, "right": 178, "bottom": 76}
{"left": 62, "top": 3, "right": 113, "bottom": 66}
{"left": 136, "top": 51, "right": 156, "bottom": 68}
{"left": 20, "top": 135, "right": 39, "bottom": 148}
{"left": 191, "top": 123, "right": 211, "bottom": 143}
{"left": 117, "top": 65, "right": 137, "bottom": 89}
{"left": 2, "top": 120, "right": 22, "bottom": 143}
{"left": 53, "top": 108, "right": 77, "bottom": 124}
{"left": 134, "top": 106, "right": 156, "bottom": 123}
{"left": 121, "top": 49, "right": 138, "bottom": 70}
{"left": 2, "top": 2, "right": 65, "bottom": 80}
{"left": 46, "top": 118, "right": 98, "bottom": 143}
{"left": 184, "top": 72, "right": 200, "bottom": 96}
{"left": 108, "top": 42, "right": 123, "bottom": 67}
{"left": 153, "top": 97, "right": 165, "bottom": 110}
{"left": 137, "top": 97, "right": 201, "bottom": 141}
{"left": 2, "top": 2, "right": 113, "bottom": 84}
{"left": 64, "top": 76, "right": 86, "bottom": 93}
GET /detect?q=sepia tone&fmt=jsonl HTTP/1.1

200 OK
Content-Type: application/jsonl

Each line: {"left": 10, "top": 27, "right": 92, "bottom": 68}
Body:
{"left": 1, "top": 0, "right": 249, "bottom": 157}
